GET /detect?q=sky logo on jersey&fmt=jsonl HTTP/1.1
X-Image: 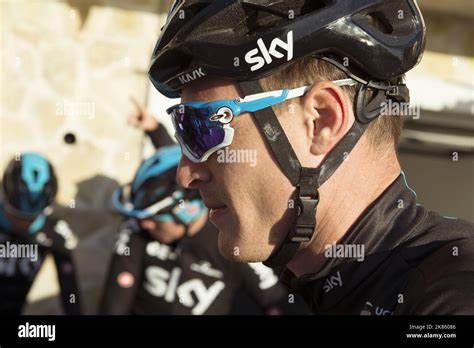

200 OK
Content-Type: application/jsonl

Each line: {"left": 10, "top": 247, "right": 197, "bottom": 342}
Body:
{"left": 245, "top": 31, "right": 294, "bottom": 71}
{"left": 0, "top": 253, "right": 41, "bottom": 278}
{"left": 323, "top": 270, "right": 343, "bottom": 293}
{"left": 144, "top": 265, "right": 225, "bottom": 315}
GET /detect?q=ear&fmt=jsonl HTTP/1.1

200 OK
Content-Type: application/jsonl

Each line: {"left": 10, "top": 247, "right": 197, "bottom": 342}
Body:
{"left": 302, "top": 81, "right": 352, "bottom": 156}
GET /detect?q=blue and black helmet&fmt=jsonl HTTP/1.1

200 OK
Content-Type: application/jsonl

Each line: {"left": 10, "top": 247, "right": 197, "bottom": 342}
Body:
{"left": 2, "top": 152, "right": 58, "bottom": 215}
{"left": 112, "top": 145, "right": 207, "bottom": 224}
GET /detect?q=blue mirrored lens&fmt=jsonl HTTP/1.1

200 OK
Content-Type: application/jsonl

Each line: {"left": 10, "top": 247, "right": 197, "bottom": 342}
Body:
{"left": 171, "top": 106, "right": 225, "bottom": 160}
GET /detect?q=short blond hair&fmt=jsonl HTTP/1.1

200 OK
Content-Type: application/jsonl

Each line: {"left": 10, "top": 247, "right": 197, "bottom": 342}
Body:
{"left": 259, "top": 56, "right": 404, "bottom": 151}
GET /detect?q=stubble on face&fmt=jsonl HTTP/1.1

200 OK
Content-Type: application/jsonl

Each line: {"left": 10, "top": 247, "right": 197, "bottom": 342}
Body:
{"left": 182, "top": 79, "right": 296, "bottom": 263}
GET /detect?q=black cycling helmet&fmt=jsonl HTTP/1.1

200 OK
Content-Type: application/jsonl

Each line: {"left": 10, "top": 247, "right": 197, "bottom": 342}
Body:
{"left": 149, "top": 0, "right": 425, "bottom": 98}
{"left": 149, "top": 0, "right": 426, "bottom": 270}
{"left": 2, "top": 152, "right": 58, "bottom": 215}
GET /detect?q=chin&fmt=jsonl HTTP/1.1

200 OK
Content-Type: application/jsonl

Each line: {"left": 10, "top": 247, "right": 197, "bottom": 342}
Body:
{"left": 216, "top": 229, "right": 270, "bottom": 263}
{"left": 217, "top": 228, "right": 238, "bottom": 261}
{"left": 216, "top": 226, "right": 248, "bottom": 262}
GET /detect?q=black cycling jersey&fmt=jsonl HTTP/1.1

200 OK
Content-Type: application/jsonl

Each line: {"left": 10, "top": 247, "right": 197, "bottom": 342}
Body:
{"left": 99, "top": 220, "right": 291, "bottom": 315}
{"left": 281, "top": 173, "right": 474, "bottom": 315}
{"left": 0, "top": 203, "right": 82, "bottom": 315}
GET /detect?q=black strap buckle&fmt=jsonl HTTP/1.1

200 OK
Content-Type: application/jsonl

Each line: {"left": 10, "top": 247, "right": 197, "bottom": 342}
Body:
{"left": 385, "top": 84, "right": 410, "bottom": 103}
{"left": 289, "top": 194, "right": 319, "bottom": 243}
{"left": 387, "top": 86, "right": 399, "bottom": 96}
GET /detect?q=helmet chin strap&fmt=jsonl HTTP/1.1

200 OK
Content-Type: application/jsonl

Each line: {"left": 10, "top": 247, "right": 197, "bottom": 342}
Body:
{"left": 167, "top": 201, "right": 202, "bottom": 249}
{"left": 239, "top": 74, "right": 409, "bottom": 271}
{"left": 159, "top": 209, "right": 191, "bottom": 250}
{"left": 238, "top": 80, "right": 371, "bottom": 271}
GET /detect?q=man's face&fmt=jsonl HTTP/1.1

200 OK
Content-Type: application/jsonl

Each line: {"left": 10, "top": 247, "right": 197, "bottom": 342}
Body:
{"left": 177, "top": 79, "right": 308, "bottom": 262}
{"left": 140, "top": 218, "right": 186, "bottom": 245}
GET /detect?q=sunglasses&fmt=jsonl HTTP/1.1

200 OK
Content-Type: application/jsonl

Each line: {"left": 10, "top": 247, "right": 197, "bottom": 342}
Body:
{"left": 167, "top": 79, "right": 357, "bottom": 163}
{"left": 112, "top": 185, "right": 184, "bottom": 220}
{"left": 112, "top": 186, "right": 207, "bottom": 224}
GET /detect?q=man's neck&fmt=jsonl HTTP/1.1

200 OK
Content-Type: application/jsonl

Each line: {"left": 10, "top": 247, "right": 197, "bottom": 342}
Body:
{"left": 287, "top": 145, "right": 401, "bottom": 277}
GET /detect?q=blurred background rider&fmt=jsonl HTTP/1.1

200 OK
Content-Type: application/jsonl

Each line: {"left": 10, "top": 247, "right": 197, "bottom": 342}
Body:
{"left": 0, "top": 153, "right": 81, "bottom": 315}
{"left": 100, "top": 145, "right": 308, "bottom": 315}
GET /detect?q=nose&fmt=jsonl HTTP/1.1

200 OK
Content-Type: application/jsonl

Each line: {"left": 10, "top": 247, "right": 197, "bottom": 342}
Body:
{"left": 177, "top": 155, "right": 211, "bottom": 189}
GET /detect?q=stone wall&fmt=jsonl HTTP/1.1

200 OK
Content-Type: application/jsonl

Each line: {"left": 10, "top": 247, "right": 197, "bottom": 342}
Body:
{"left": 1, "top": 0, "right": 173, "bottom": 200}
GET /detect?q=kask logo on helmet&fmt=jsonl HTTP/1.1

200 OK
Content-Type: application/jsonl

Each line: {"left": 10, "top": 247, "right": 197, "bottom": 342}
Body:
{"left": 245, "top": 31, "right": 294, "bottom": 72}
{"left": 177, "top": 67, "right": 206, "bottom": 85}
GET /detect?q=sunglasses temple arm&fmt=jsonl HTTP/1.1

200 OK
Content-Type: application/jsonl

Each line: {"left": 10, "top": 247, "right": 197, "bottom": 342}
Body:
{"left": 263, "top": 78, "right": 357, "bottom": 100}
{"left": 286, "top": 79, "right": 356, "bottom": 99}
{"left": 286, "top": 78, "right": 357, "bottom": 98}
{"left": 286, "top": 85, "right": 311, "bottom": 99}
{"left": 332, "top": 78, "right": 358, "bottom": 87}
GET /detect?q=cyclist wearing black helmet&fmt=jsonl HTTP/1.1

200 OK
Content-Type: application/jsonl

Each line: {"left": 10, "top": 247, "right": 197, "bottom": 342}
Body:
{"left": 99, "top": 145, "right": 304, "bottom": 315}
{"left": 149, "top": 0, "right": 474, "bottom": 314}
{"left": 0, "top": 153, "right": 81, "bottom": 315}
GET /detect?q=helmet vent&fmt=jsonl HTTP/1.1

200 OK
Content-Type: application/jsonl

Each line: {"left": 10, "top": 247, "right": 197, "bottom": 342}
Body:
{"left": 32, "top": 170, "right": 39, "bottom": 182}
{"left": 242, "top": 0, "right": 328, "bottom": 36}
{"left": 158, "top": 2, "right": 212, "bottom": 51}
{"left": 366, "top": 11, "right": 394, "bottom": 35}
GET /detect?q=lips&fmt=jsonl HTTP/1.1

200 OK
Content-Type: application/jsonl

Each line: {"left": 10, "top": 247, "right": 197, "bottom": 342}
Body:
{"left": 201, "top": 193, "right": 225, "bottom": 210}
{"left": 201, "top": 196, "right": 229, "bottom": 226}
{"left": 208, "top": 206, "right": 230, "bottom": 226}
{"left": 202, "top": 200, "right": 226, "bottom": 211}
